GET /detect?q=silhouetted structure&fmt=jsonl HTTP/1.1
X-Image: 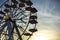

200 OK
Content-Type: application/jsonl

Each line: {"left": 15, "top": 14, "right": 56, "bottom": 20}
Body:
{"left": 0, "top": 0, "right": 38, "bottom": 40}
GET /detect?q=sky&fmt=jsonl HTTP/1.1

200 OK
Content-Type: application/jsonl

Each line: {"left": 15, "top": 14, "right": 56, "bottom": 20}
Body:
{"left": 32, "top": 0, "right": 60, "bottom": 40}
{"left": 31, "top": 0, "right": 60, "bottom": 40}
{"left": 0, "top": 0, "right": 60, "bottom": 40}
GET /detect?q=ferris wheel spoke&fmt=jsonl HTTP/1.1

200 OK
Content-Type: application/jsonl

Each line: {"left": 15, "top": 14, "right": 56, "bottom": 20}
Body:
{"left": 0, "top": 21, "right": 6, "bottom": 27}
{"left": 18, "top": 26, "right": 26, "bottom": 32}
{"left": 19, "top": 9, "right": 29, "bottom": 17}
{"left": 12, "top": 7, "right": 22, "bottom": 16}
{"left": 14, "top": 18, "right": 29, "bottom": 20}
{"left": 0, "top": 11, "right": 6, "bottom": 16}
{"left": 18, "top": 26, "right": 24, "bottom": 32}
{"left": 0, "top": 19, "right": 6, "bottom": 22}
{"left": 13, "top": 11, "right": 28, "bottom": 19}
{"left": 12, "top": 8, "right": 19, "bottom": 17}
{"left": 12, "top": 8, "right": 24, "bottom": 17}
{"left": 20, "top": 19, "right": 27, "bottom": 24}
{"left": 13, "top": 22, "right": 23, "bottom": 40}
{"left": 21, "top": 12, "right": 28, "bottom": 17}
{"left": 14, "top": 15, "right": 29, "bottom": 21}
{"left": 0, "top": 22, "right": 7, "bottom": 33}
{"left": 0, "top": 0, "right": 9, "bottom": 8}
{"left": 18, "top": 26, "right": 32, "bottom": 36}
{"left": 13, "top": 12, "right": 22, "bottom": 17}
{"left": 18, "top": 13, "right": 29, "bottom": 20}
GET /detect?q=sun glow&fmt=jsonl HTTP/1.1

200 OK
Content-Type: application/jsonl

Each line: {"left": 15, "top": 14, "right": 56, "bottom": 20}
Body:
{"left": 31, "top": 33, "right": 48, "bottom": 40}
{"left": 32, "top": 35, "right": 48, "bottom": 40}
{"left": 39, "top": 36, "right": 48, "bottom": 40}
{"left": 31, "top": 30, "right": 56, "bottom": 40}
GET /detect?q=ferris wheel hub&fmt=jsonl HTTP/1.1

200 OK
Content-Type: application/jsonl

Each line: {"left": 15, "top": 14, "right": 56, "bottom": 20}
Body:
{"left": 6, "top": 16, "right": 10, "bottom": 20}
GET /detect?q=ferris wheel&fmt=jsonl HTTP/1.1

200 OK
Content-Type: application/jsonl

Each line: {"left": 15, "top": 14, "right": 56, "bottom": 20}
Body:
{"left": 0, "top": 0, "right": 38, "bottom": 40}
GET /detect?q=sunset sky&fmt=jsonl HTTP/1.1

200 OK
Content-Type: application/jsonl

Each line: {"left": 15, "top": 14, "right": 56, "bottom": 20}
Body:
{"left": 31, "top": 0, "right": 60, "bottom": 40}
{"left": 0, "top": 0, "right": 60, "bottom": 40}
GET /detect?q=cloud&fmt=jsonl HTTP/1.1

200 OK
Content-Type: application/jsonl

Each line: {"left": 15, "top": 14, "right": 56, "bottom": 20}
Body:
{"left": 37, "top": 10, "right": 60, "bottom": 37}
